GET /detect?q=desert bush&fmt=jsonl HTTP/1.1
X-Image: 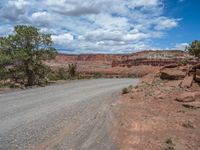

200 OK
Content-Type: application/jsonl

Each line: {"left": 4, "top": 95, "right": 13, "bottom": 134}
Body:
{"left": 68, "top": 63, "right": 77, "bottom": 79}
{"left": 58, "top": 68, "right": 68, "bottom": 80}
{"left": 93, "top": 72, "right": 102, "bottom": 78}
{"left": 165, "top": 147, "right": 175, "bottom": 150}
{"left": 122, "top": 85, "right": 134, "bottom": 94}
{"left": 47, "top": 71, "right": 60, "bottom": 81}
{"left": 122, "top": 88, "right": 129, "bottom": 94}
{"left": 165, "top": 138, "right": 175, "bottom": 150}
{"left": 180, "top": 58, "right": 189, "bottom": 65}
{"left": 48, "top": 67, "right": 69, "bottom": 81}
{"left": 182, "top": 121, "right": 194, "bottom": 129}
{"left": 77, "top": 74, "right": 85, "bottom": 80}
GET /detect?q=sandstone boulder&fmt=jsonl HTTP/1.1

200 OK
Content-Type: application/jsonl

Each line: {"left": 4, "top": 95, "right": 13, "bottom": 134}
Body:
{"left": 183, "top": 102, "right": 200, "bottom": 109}
{"left": 160, "top": 67, "right": 186, "bottom": 80}
{"left": 195, "top": 69, "right": 200, "bottom": 82}
{"left": 175, "top": 92, "right": 200, "bottom": 102}
{"left": 140, "top": 73, "right": 157, "bottom": 85}
{"left": 181, "top": 74, "right": 194, "bottom": 88}
{"left": 191, "top": 64, "right": 200, "bottom": 82}
{"left": 175, "top": 92, "right": 196, "bottom": 102}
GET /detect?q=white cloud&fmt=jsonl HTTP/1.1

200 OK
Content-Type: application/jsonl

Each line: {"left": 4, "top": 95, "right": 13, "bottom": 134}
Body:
{"left": 8, "top": 0, "right": 29, "bottom": 9}
{"left": 0, "top": 0, "right": 180, "bottom": 53}
{"left": 154, "top": 17, "right": 178, "bottom": 30}
{"left": 127, "top": 0, "right": 161, "bottom": 7}
{"left": 31, "top": 11, "right": 53, "bottom": 26}
{"left": 51, "top": 33, "right": 74, "bottom": 45}
{"left": 174, "top": 43, "right": 189, "bottom": 50}
{"left": 123, "top": 33, "right": 150, "bottom": 41}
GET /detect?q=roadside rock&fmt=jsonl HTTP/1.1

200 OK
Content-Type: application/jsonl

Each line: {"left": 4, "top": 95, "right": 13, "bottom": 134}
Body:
{"left": 183, "top": 102, "right": 200, "bottom": 109}
{"left": 192, "top": 65, "right": 200, "bottom": 82}
{"left": 160, "top": 67, "right": 186, "bottom": 80}
{"left": 175, "top": 92, "right": 196, "bottom": 102}
{"left": 196, "top": 69, "right": 200, "bottom": 76}
{"left": 175, "top": 92, "right": 200, "bottom": 102}
{"left": 195, "top": 74, "right": 200, "bottom": 82}
{"left": 140, "top": 73, "right": 157, "bottom": 85}
{"left": 181, "top": 74, "right": 194, "bottom": 88}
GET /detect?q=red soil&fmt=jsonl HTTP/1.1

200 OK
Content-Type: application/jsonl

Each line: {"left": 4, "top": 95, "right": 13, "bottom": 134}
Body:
{"left": 111, "top": 74, "right": 200, "bottom": 150}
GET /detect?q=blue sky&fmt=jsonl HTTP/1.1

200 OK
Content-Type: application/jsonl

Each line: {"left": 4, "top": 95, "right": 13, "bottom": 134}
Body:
{"left": 0, "top": 0, "right": 199, "bottom": 53}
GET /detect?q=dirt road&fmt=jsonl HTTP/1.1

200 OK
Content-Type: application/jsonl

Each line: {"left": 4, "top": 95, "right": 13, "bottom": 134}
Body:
{"left": 0, "top": 79, "right": 138, "bottom": 150}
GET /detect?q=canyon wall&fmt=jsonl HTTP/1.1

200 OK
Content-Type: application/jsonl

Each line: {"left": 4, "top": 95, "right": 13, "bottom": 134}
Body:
{"left": 51, "top": 50, "right": 196, "bottom": 67}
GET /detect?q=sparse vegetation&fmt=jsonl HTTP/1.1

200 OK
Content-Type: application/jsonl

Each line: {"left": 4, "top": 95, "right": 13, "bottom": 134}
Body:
{"left": 93, "top": 72, "right": 102, "bottom": 78}
{"left": 180, "top": 58, "right": 189, "bottom": 65}
{"left": 47, "top": 68, "right": 68, "bottom": 81}
{"left": 166, "top": 138, "right": 174, "bottom": 145}
{"left": 165, "top": 138, "right": 175, "bottom": 150}
{"left": 122, "top": 87, "right": 129, "bottom": 94}
{"left": 58, "top": 68, "right": 68, "bottom": 80}
{"left": 165, "top": 147, "right": 175, "bottom": 150}
{"left": 182, "top": 121, "right": 194, "bottom": 129}
{"left": 122, "top": 85, "right": 133, "bottom": 94}
{"left": 68, "top": 63, "right": 77, "bottom": 79}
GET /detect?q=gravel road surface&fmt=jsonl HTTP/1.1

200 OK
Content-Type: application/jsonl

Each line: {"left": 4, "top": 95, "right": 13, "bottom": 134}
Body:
{"left": 0, "top": 79, "right": 138, "bottom": 150}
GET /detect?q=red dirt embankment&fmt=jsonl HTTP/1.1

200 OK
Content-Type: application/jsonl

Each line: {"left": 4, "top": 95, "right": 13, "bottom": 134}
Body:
{"left": 111, "top": 65, "right": 200, "bottom": 150}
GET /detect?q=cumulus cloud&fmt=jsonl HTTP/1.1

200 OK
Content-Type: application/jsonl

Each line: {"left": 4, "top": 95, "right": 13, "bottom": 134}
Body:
{"left": 8, "top": 0, "right": 29, "bottom": 9}
{"left": 44, "top": 0, "right": 101, "bottom": 16}
{"left": 154, "top": 17, "right": 178, "bottom": 30}
{"left": 0, "top": 0, "right": 180, "bottom": 53}
{"left": 174, "top": 43, "right": 189, "bottom": 50}
{"left": 51, "top": 33, "right": 74, "bottom": 45}
{"left": 30, "top": 11, "right": 53, "bottom": 26}
{"left": 0, "top": 0, "right": 30, "bottom": 21}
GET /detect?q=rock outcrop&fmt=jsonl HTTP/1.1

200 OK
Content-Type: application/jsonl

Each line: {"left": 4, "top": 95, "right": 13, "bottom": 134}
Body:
{"left": 181, "top": 74, "right": 194, "bottom": 88}
{"left": 175, "top": 92, "right": 200, "bottom": 102}
{"left": 182, "top": 102, "right": 200, "bottom": 109}
{"left": 160, "top": 65, "right": 186, "bottom": 80}
{"left": 159, "top": 63, "right": 200, "bottom": 88}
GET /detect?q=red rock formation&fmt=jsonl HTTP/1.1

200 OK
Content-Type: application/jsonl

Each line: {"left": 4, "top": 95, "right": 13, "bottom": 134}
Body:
{"left": 51, "top": 50, "right": 197, "bottom": 68}
{"left": 54, "top": 53, "right": 127, "bottom": 63}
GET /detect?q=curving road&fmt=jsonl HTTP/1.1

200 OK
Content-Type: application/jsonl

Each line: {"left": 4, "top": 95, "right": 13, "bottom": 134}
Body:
{"left": 0, "top": 79, "right": 138, "bottom": 150}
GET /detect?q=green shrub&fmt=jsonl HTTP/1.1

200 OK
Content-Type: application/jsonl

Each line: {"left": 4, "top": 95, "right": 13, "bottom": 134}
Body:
{"left": 165, "top": 138, "right": 175, "bottom": 150}
{"left": 68, "top": 63, "right": 77, "bottom": 79}
{"left": 58, "top": 68, "right": 68, "bottom": 80}
{"left": 93, "top": 72, "right": 102, "bottom": 78}
{"left": 180, "top": 58, "right": 188, "bottom": 65}
{"left": 122, "top": 88, "right": 129, "bottom": 94}
{"left": 166, "top": 138, "right": 173, "bottom": 145}
{"left": 182, "top": 121, "right": 194, "bottom": 129}
{"left": 48, "top": 68, "right": 68, "bottom": 81}
{"left": 165, "top": 147, "right": 175, "bottom": 150}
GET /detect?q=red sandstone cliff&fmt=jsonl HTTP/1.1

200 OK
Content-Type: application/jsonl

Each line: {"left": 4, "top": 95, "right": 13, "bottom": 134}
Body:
{"left": 52, "top": 50, "right": 193, "bottom": 67}
{"left": 54, "top": 54, "right": 128, "bottom": 63}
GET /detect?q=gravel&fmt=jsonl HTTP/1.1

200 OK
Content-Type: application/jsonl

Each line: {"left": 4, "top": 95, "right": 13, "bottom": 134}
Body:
{"left": 0, "top": 78, "right": 138, "bottom": 150}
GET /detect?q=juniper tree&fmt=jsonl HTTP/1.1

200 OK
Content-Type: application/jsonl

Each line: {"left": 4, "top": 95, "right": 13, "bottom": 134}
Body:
{"left": 186, "top": 40, "right": 200, "bottom": 59}
{"left": 0, "top": 25, "right": 57, "bottom": 86}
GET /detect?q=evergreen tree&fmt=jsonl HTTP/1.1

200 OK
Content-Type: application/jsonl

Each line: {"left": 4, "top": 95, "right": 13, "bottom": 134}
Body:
{"left": 0, "top": 25, "right": 57, "bottom": 86}
{"left": 186, "top": 40, "right": 200, "bottom": 59}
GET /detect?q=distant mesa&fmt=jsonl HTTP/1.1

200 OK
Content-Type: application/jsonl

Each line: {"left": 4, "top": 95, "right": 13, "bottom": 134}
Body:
{"left": 50, "top": 50, "right": 196, "bottom": 67}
